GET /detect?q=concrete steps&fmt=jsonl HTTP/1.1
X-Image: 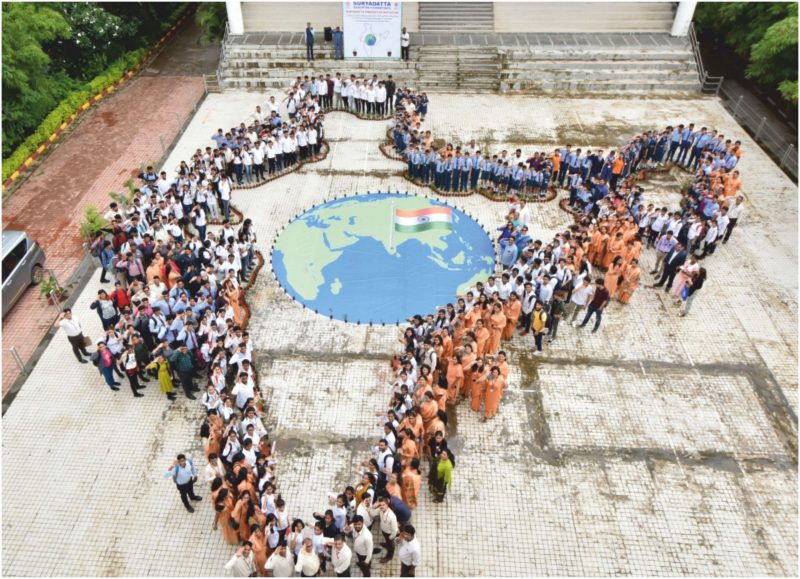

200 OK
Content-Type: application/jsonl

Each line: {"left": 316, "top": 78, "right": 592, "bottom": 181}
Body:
{"left": 218, "top": 31, "right": 701, "bottom": 95}
{"left": 415, "top": 45, "right": 500, "bottom": 92}
{"left": 419, "top": 2, "right": 494, "bottom": 32}
{"left": 493, "top": 2, "right": 674, "bottom": 33}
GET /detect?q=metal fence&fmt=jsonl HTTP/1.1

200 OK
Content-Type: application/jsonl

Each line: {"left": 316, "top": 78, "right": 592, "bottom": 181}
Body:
{"left": 689, "top": 24, "right": 797, "bottom": 182}
{"left": 717, "top": 82, "right": 798, "bottom": 181}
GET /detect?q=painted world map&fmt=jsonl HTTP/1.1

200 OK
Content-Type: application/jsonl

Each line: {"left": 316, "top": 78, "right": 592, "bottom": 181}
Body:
{"left": 272, "top": 193, "right": 496, "bottom": 323}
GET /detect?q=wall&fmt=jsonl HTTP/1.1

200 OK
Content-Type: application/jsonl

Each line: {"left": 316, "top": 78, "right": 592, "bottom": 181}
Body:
{"left": 493, "top": 2, "right": 674, "bottom": 33}
{"left": 241, "top": 1, "right": 419, "bottom": 33}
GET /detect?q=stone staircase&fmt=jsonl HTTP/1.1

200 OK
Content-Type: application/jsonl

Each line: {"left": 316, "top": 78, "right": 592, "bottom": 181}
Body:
{"left": 498, "top": 37, "right": 699, "bottom": 93}
{"left": 418, "top": 2, "right": 494, "bottom": 32}
{"left": 219, "top": 44, "right": 418, "bottom": 90}
{"left": 218, "top": 32, "right": 700, "bottom": 95}
{"left": 415, "top": 46, "right": 500, "bottom": 92}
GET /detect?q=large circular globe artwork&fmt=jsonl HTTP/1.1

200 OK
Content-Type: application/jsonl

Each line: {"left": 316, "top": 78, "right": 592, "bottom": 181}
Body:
{"left": 272, "top": 193, "right": 496, "bottom": 324}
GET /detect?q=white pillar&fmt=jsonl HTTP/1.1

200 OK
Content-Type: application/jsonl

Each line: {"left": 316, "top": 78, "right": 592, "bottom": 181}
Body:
{"left": 671, "top": 0, "right": 697, "bottom": 37}
{"left": 226, "top": 0, "right": 244, "bottom": 35}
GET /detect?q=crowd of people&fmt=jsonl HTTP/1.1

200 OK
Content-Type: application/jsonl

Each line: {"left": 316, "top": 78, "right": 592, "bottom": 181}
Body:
{"left": 482, "top": 123, "right": 745, "bottom": 356}
{"left": 285, "top": 73, "right": 428, "bottom": 120}
{"left": 59, "top": 71, "right": 750, "bottom": 576}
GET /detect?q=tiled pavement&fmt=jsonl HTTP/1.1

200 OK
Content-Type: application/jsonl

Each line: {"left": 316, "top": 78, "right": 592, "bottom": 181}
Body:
{"left": 0, "top": 21, "right": 218, "bottom": 396}
{"left": 2, "top": 92, "right": 796, "bottom": 576}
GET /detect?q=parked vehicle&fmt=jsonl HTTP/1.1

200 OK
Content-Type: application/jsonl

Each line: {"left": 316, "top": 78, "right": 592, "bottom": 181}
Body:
{"left": 2, "top": 231, "right": 46, "bottom": 317}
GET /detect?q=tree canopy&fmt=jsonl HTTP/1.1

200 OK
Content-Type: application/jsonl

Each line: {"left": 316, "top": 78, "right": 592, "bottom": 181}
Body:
{"left": 1, "top": 2, "right": 184, "bottom": 157}
{"left": 694, "top": 2, "right": 798, "bottom": 103}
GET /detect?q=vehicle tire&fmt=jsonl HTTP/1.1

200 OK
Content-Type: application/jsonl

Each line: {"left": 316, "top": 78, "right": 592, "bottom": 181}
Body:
{"left": 31, "top": 264, "right": 44, "bottom": 285}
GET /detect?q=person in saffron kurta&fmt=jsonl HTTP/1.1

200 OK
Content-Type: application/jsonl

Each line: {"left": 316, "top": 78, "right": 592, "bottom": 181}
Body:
{"left": 214, "top": 488, "right": 240, "bottom": 545}
{"left": 459, "top": 345, "right": 477, "bottom": 398}
{"left": 224, "top": 281, "right": 244, "bottom": 326}
{"left": 232, "top": 494, "right": 253, "bottom": 542}
{"left": 474, "top": 320, "right": 491, "bottom": 358}
{"left": 446, "top": 354, "right": 464, "bottom": 403}
{"left": 723, "top": 170, "right": 741, "bottom": 198}
{"left": 401, "top": 459, "right": 422, "bottom": 509}
{"left": 398, "top": 429, "right": 419, "bottom": 468}
{"left": 501, "top": 293, "right": 522, "bottom": 341}
{"left": 386, "top": 472, "right": 403, "bottom": 500}
{"left": 424, "top": 410, "right": 446, "bottom": 449}
{"left": 250, "top": 524, "right": 268, "bottom": 573}
{"left": 496, "top": 351, "right": 510, "bottom": 380}
{"left": 463, "top": 305, "right": 480, "bottom": 330}
{"left": 604, "top": 256, "right": 623, "bottom": 298}
{"left": 617, "top": 259, "right": 641, "bottom": 304}
{"left": 602, "top": 232, "right": 625, "bottom": 269}
{"left": 589, "top": 226, "right": 609, "bottom": 266}
{"left": 470, "top": 362, "right": 487, "bottom": 413}
{"left": 486, "top": 304, "right": 506, "bottom": 356}
{"left": 418, "top": 392, "right": 438, "bottom": 430}
{"left": 482, "top": 366, "right": 506, "bottom": 421}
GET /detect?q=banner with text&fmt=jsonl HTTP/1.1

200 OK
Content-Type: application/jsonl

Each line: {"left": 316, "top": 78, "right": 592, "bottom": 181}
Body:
{"left": 343, "top": 1, "right": 401, "bottom": 59}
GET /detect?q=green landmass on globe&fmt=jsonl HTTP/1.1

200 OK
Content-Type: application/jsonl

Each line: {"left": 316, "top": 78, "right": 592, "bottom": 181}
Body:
{"left": 274, "top": 196, "right": 493, "bottom": 303}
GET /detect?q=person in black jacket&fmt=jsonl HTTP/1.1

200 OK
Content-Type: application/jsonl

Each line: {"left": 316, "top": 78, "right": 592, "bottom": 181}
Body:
{"left": 652, "top": 244, "right": 687, "bottom": 292}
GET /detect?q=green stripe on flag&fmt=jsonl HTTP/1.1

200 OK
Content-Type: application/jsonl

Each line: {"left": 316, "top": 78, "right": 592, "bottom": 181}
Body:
{"left": 394, "top": 222, "right": 454, "bottom": 233}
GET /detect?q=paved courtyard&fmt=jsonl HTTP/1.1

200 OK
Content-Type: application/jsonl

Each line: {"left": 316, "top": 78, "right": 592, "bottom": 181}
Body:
{"left": 2, "top": 92, "right": 797, "bottom": 576}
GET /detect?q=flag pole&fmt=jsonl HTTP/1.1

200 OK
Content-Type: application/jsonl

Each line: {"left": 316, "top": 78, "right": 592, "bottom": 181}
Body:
{"left": 389, "top": 201, "right": 395, "bottom": 251}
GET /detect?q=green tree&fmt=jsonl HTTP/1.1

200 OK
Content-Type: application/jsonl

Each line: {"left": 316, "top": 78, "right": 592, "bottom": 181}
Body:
{"left": 46, "top": 3, "right": 138, "bottom": 81}
{"left": 195, "top": 2, "right": 227, "bottom": 45}
{"left": 2, "top": 3, "right": 75, "bottom": 156}
{"left": 694, "top": 2, "right": 798, "bottom": 103}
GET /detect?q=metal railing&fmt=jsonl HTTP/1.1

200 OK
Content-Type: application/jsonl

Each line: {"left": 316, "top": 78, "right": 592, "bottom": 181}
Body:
{"left": 688, "top": 23, "right": 724, "bottom": 94}
{"left": 689, "top": 23, "right": 796, "bottom": 181}
{"left": 717, "top": 82, "right": 798, "bottom": 181}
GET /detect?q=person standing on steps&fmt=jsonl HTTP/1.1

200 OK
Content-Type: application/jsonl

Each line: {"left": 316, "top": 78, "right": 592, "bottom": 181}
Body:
{"left": 333, "top": 26, "right": 344, "bottom": 60}
{"left": 400, "top": 27, "right": 410, "bottom": 61}
{"left": 304, "top": 22, "right": 315, "bottom": 62}
{"left": 165, "top": 454, "right": 202, "bottom": 513}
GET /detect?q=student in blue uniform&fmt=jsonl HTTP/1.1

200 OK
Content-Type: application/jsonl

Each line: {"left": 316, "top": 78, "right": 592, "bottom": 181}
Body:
{"left": 442, "top": 155, "right": 453, "bottom": 191}
{"left": 434, "top": 156, "right": 446, "bottom": 189}
{"left": 677, "top": 123, "right": 695, "bottom": 166}
{"left": 666, "top": 124, "right": 682, "bottom": 163}
{"left": 461, "top": 154, "right": 471, "bottom": 192}
{"left": 492, "top": 160, "right": 504, "bottom": 193}
{"left": 539, "top": 166, "right": 551, "bottom": 198}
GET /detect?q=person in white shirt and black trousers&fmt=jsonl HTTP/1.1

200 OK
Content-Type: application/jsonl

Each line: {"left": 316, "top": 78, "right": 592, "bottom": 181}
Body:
{"left": 164, "top": 454, "right": 202, "bottom": 512}
{"left": 397, "top": 524, "right": 421, "bottom": 577}
{"left": 56, "top": 309, "right": 91, "bottom": 363}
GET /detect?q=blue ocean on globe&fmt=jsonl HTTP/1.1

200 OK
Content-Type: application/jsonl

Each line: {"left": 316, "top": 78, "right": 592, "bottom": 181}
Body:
{"left": 272, "top": 193, "right": 496, "bottom": 324}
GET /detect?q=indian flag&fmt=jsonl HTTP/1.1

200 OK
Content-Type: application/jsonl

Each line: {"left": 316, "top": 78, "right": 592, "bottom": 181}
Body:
{"left": 394, "top": 206, "right": 453, "bottom": 233}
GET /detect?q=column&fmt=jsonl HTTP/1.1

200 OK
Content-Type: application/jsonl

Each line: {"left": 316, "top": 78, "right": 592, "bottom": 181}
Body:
{"left": 671, "top": 0, "right": 697, "bottom": 37}
{"left": 226, "top": 0, "right": 244, "bottom": 35}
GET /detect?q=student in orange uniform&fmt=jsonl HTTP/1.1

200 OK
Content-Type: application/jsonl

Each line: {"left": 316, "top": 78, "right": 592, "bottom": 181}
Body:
{"left": 482, "top": 366, "right": 507, "bottom": 421}
{"left": 617, "top": 259, "right": 641, "bottom": 304}
{"left": 486, "top": 303, "right": 506, "bottom": 356}
{"left": 501, "top": 292, "right": 521, "bottom": 341}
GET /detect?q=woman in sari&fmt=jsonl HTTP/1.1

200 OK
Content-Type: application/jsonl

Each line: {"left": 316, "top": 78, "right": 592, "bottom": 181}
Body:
{"left": 401, "top": 459, "right": 422, "bottom": 509}
{"left": 617, "top": 259, "right": 642, "bottom": 304}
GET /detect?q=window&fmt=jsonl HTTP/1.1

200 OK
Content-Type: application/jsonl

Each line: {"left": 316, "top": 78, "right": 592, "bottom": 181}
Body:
{"left": 2, "top": 239, "right": 27, "bottom": 282}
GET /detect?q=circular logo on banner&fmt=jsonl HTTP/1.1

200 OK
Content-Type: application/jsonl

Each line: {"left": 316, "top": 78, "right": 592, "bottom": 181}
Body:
{"left": 272, "top": 193, "right": 496, "bottom": 324}
{"left": 364, "top": 33, "right": 377, "bottom": 46}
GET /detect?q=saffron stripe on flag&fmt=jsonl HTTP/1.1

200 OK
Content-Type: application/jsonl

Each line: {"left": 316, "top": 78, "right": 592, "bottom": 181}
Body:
{"left": 394, "top": 207, "right": 452, "bottom": 218}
